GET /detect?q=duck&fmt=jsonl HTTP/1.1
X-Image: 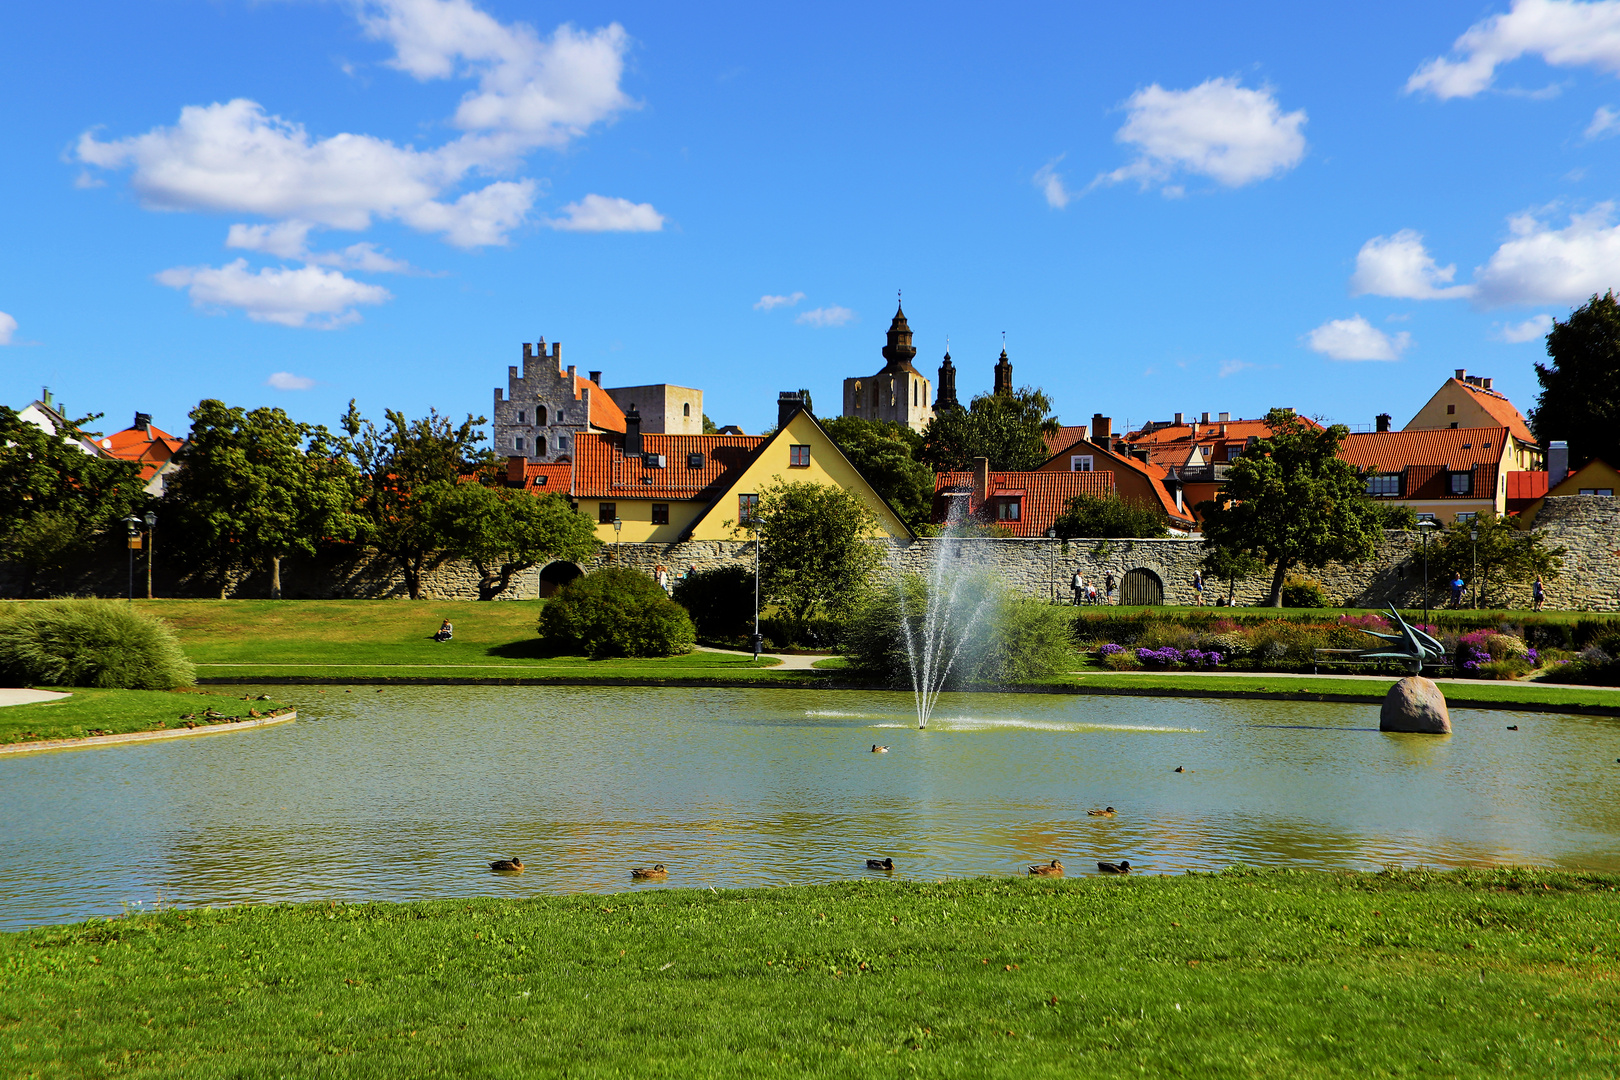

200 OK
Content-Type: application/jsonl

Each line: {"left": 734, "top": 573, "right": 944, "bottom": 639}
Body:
{"left": 631, "top": 864, "right": 667, "bottom": 880}
{"left": 1097, "top": 860, "right": 1131, "bottom": 874}
{"left": 871, "top": 745, "right": 889, "bottom": 753}
{"left": 1174, "top": 766, "right": 1189, "bottom": 773}
{"left": 1087, "top": 807, "right": 1116, "bottom": 817}
{"left": 866, "top": 857, "right": 894, "bottom": 870}
{"left": 1028, "top": 860, "right": 1064, "bottom": 877}
{"left": 1506, "top": 725, "right": 1519, "bottom": 731}
{"left": 489, "top": 858, "right": 524, "bottom": 873}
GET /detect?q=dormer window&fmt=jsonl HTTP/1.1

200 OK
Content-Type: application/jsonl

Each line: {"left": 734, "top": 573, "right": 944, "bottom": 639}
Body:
{"left": 1366, "top": 473, "right": 1401, "bottom": 497}
{"left": 1070, "top": 455, "right": 1094, "bottom": 472}
{"left": 1449, "top": 471, "right": 1473, "bottom": 496}
{"left": 997, "top": 498, "right": 1021, "bottom": 522}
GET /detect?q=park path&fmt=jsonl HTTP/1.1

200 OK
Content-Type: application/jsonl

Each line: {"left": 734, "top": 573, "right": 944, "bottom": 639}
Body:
{"left": 695, "top": 646, "right": 824, "bottom": 670}
{"left": 0, "top": 689, "right": 70, "bottom": 707}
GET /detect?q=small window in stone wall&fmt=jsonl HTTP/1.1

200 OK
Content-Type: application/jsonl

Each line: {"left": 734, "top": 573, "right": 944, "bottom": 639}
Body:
{"left": 518, "top": 410, "right": 525, "bottom": 423}
{"left": 683, "top": 403, "right": 691, "bottom": 417}
{"left": 652, "top": 503, "right": 669, "bottom": 525}
{"left": 537, "top": 436, "right": 547, "bottom": 456}
{"left": 515, "top": 436, "right": 524, "bottom": 452}
{"left": 599, "top": 502, "right": 616, "bottom": 524}
{"left": 537, "top": 405, "right": 548, "bottom": 425}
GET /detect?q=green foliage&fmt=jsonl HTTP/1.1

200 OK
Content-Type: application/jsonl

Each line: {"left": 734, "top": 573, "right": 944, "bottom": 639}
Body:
{"left": 1532, "top": 291, "right": 1620, "bottom": 466}
{"left": 919, "top": 386, "right": 1060, "bottom": 472}
{"left": 0, "top": 407, "right": 146, "bottom": 589}
{"left": 1198, "top": 409, "right": 1381, "bottom": 607}
{"left": 537, "top": 567, "right": 695, "bottom": 658}
{"left": 1281, "top": 575, "right": 1327, "bottom": 608}
{"left": 1424, "top": 513, "right": 1564, "bottom": 608}
{"left": 0, "top": 686, "right": 283, "bottom": 745}
{"left": 820, "top": 416, "right": 935, "bottom": 529}
{"left": 701, "top": 413, "right": 718, "bottom": 435}
{"left": 438, "top": 485, "right": 598, "bottom": 600}
{"left": 755, "top": 480, "right": 883, "bottom": 626}
{"left": 1052, "top": 493, "right": 1168, "bottom": 539}
{"left": 672, "top": 564, "right": 757, "bottom": 641}
{"left": 0, "top": 600, "right": 194, "bottom": 689}
{"left": 1368, "top": 500, "right": 1418, "bottom": 529}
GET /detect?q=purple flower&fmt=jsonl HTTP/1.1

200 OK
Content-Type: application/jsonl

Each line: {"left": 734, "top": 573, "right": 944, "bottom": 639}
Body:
{"left": 1099, "top": 643, "right": 1124, "bottom": 657}
{"left": 1135, "top": 646, "right": 1185, "bottom": 668}
{"left": 1526, "top": 648, "right": 1539, "bottom": 663}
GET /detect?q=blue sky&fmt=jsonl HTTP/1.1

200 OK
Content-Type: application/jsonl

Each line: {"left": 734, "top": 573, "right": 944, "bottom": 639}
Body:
{"left": 6, "top": 0, "right": 1620, "bottom": 439}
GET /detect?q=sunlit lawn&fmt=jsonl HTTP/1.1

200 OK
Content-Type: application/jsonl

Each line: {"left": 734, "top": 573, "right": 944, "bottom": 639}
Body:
{"left": 0, "top": 687, "right": 288, "bottom": 745}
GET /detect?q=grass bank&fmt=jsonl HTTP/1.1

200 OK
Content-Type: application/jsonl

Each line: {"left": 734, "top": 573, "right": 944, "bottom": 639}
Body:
{"left": 3, "top": 869, "right": 1614, "bottom": 1077}
{"left": 0, "top": 687, "right": 288, "bottom": 746}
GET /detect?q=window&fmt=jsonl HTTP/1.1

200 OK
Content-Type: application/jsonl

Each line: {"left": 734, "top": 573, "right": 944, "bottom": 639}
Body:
{"left": 1449, "top": 472, "right": 1472, "bottom": 496}
{"left": 1070, "top": 455, "right": 1094, "bottom": 472}
{"left": 997, "top": 499, "right": 1021, "bottom": 522}
{"left": 537, "top": 405, "right": 547, "bottom": 425}
{"left": 789, "top": 444, "right": 811, "bottom": 467}
{"left": 739, "top": 493, "right": 759, "bottom": 525}
{"left": 652, "top": 503, "right": 669, "bottom": 525}
{"left": 853, "top": 381, "right": 862, "bottom": 411}
{"left": 683, "top": 402, "right": 691, "bottom": 417}
{"left": 1449, "top": 422, "right": 1459, "bottom": 429}
{"left": 558, "top": 435, "right": 569, "bottom": 451}
{"left": 1447, "top": 404, "right": 1455, "bottom": 414}
{"left": 1455, "top": 512, "right": 1477, "bottom": 523}
{"left": 598, "top": 502, "right": 616, "bottom": 524}
{"left": 1366, "top": 473, "right": 1401, "bottom": 496}
{"left": 515, "top": 437, "right": 524, "bottom": 452}
{"left": 1416, "top": 513, "right": 1437, "bottom": 523}
{"left": 537, "top": 436, "right": 546, "bottom": 456}
{"left": 913, "top": 381, "right": 918, "bottom": 406}
{"left": 687, "top": 452, "right": 705, "bottom": 469}
{"left": 518, "top": 410, "right": 525, "bottom": 423}
{"left": 1579, "top": 488, "right": 1616, "bottom": 497}
{"left": 1226, "top": 446, "right": 1242, "bottom": 461}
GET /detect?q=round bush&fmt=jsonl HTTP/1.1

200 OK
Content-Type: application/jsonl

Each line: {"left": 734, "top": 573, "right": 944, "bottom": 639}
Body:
{"left": 671, "top": 564, "right": 756, "bottom": 641}
{"left": 538, "top": 567, "right": 696, "bottom": 658}
{"left": 0, "top": 600, "right": 195, "bottom": 689}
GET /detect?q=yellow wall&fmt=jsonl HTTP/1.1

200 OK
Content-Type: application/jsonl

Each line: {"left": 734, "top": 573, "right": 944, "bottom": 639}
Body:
{"left": 587, "top": 496, "right": 705, "bottom": 544}
{"left": 1405, "top": 383, "right": 1510, "bottom": 433}
{"left": 1517, "top": 458, "right": 1620, "bottom": 525}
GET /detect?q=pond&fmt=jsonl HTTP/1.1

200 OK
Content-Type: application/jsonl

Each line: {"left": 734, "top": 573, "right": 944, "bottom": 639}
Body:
{"left": 2, "top": 686, "right": 1617, "bottom": 930}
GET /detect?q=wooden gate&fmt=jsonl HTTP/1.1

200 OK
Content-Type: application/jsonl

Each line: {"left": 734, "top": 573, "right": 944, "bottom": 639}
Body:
{"left": 1119, "top": 567, "right": 1164, "bottom": 606}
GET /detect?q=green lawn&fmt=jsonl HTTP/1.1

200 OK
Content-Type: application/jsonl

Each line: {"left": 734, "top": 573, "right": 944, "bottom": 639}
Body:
{"left": 0, "top": 687, "right": 289, "bottom": 746}
{"left": 3, "top": 869, "right": 1614, "bottom": 1077}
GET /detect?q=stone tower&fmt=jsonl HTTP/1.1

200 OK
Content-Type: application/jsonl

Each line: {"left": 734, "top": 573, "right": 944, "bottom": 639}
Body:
{"left": 936, "top": 349, "right": 960, "bottom": 412}
{"left": 993, "top": 347, "right": 1013, "bottom": 396}
{"left": 840, "top": 301, "right": 936, "bottom": 432}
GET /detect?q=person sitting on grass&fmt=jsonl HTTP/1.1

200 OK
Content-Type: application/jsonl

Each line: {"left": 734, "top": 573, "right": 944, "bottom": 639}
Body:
{"left": 434, "top": 619, "right": 453, "bottom": 643}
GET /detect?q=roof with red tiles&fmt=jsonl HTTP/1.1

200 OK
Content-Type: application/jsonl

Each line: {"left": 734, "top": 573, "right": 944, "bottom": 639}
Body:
{"left": 502, "top": 459, "right": 575, "bottom": 492}
{"left": 933, "top": 470, "right": 1116, "bottom": 537}
{"left": 1338, "top": 426, "right": 1511, "bottom": 474}
{"left": 572, "top": 374, "right": 627, "bottom": 433}
{"left": 1042, "top": 424, "right": 1089, "bottom": 457}
{"left": 571, "top": 431, "right": 765, "bottom": 501}
{"left": 1124, "top": 416, "right": 1302, "bottom": 447}
{"left": 1505, "top": 471, "right": 1548, "bottom": 501}
{"left": 1040, "top": 437, "right": 1193, "bottom": 525}
{"left": 1456, "top": 380, "right": 1536, "bottom": 445}
{"left": 95, "top": 421, "right": 184, "bottom": 480}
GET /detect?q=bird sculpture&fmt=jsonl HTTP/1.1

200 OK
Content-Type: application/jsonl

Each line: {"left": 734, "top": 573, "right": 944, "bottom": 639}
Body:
{"left": 631, "top": 864, "right": 668, "bottom": 880}
{"left": 1087, "top": 807, "right": 1116, "bottom": 817}
{"left": 1097, "top": 861, "right": 1131, "bottom": 874}
{"left": 1352, "top": 605, "right": 1448, "bottom": 675}
{"left": 866, "top": 857, "right": 894, "bottom": 870}
{"left": 489, "top": 858, "right": 524, "bottom": 873}
{"left": 871, "top": 745, "right": 889, "bottom": 753}
{"left": 1028, "top": 860, "right": 1064, "bottom": 877}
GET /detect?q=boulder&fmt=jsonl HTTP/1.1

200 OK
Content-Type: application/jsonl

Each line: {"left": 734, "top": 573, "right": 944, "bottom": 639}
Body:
{"left": 1381, "top": 675, "right": 1451, "bottom": 734}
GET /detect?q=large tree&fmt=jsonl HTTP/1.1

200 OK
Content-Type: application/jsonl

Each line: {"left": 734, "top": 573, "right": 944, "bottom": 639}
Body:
{"left": 920, "top": 386, "right": 1061, "bottom": 472}
{"left": 164, "top": 400, "right": 364, "bottom": 598}
{"left": 752, "top": 479, "right": 883, "bottom": 626}
{"left": 821, "top": 416, "right": 935, "bottom": 529}
{"left": 0, "top": 407, "right": 146, "bottom": 591}
{"left": 1424, "top": 512, "right": 1564, "bottom": 608}
{"left": 437, "top": 482, "right": 599, "bottom": 600}
{"left": 1531, "top": 291, "right": 1620, "bottom": 467}
{"left": 1198, "top": 409, "right": 1381, "bottom": 607}
{"left": 1051, "top": 493, "right": 1168, "bottom": 539}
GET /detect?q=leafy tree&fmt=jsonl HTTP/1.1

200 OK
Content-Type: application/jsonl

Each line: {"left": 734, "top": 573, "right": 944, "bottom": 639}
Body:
{"left": 1368, "top": 498, "right": 1418, "bottom": 529}
{"left": 672, "top": 564, "right": 757, "bottom": 640}
{"left": 821, "top": 416, "right": 935, "bottom": 529}
{"left": 1424, "top": 512, "right": 1565, "bottom": 608}
{"left": 164, "top": 401, "right": 364, "bottom": 598}
{"left": 702, "top": 414, "right": 718, "bottom": 435}
{"left": 920, "top": 386, "right": 1061, "bottom": 472}
{"left": 1198, "top": 409, "right": 1380, "bottom": 607}
{"left": 0, "top": 407, "right": 146, "bottom": 591}
{"left": 437, "top": 484, "right": 598, "bottom": 600}
{"left": 1051, "top": 493, "right": 1167, "bottom": 539}
{"left": 1531, "top": 291, "right": 1620, "bottom": 466}
{"left": 339, "top": 402, "right": 496, "bottom": 600}
{"left": 537, "top": 566, "right": 695, "bottom": 657}
{"left": 752, "top": 479, "right": 883, "bottom": 626}
{"left": 1200, "top": 545, "right": 1264, "bottom": 606}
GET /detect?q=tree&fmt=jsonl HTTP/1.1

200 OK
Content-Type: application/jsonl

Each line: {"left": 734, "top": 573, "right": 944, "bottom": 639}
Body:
{"left": 920, "top": 387, "right": 1061, "bottom": 472}
{"left": 1200, "top": 545, "right": 1265, "bottom": 606}
{"left": 0, "top": 407, "right": 146, "bottom": 591}
{"left": 821, "top": 416, "right": 935, "bottom": 529}
{"left": 339, "top": 402, "right": 496, "bottom": 600}
{"left": 753, "top": 480, "right": 883, "bottom": 626}
{"left": 538, "top": 566, "right": 695, "bottom": 657}
{"left": 1052, "top": 493, "right": 1167, "bottom": 539}
{"left": 437, "top": 483, "right": 598, "bottom": 600}
{"left": 1425, "top": 512, "right": 1564, "bottom": 608}
{"left": 702, "top": 414, "right": 719, "bottom": 435}
{"left": 1531, "top": 291, "right": 1620, "bottom": 466}
{"left": 1198, "top": 409, "right": 1381, "bottom": 607}
{"left": 164, "top": 401, "right": 364, "bottom": 598}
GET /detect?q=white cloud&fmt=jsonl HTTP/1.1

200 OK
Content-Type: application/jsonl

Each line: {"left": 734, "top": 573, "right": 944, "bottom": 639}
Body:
{"left": 0, "top": 311, "right": 15, "bottom": 345}
{"left": 1092, "top": 77, "right": 1306, "bottom": 192}
{"left": 543, "top": 194, "right": 663, "bottom": 232}
{"left": 156, "top": 259, "right": 392, "bottom": 328}
{"left": 1350, "top": 230, "right": 1476, "bottom": 300}
{"left": 754, "top": 291, "right": 805, "bottom": 311}
{"left": 1473, "top": 203, "right": 1620, "bottom": 305}
{"left": 1034, "top": 157, "right": 1071, "bottom": 208}
{"left": 266, "top": 372, "right": 317, "bottom": 390}
{"left": 796, "top": 306, "right": 854, "bottom": 328}
{"left": 1497, "top": 313, "right": 1556, "bottom": 341}
{"left": 228, "top": 221, "right": 415, "bottom": 273}
{"left": 1588, "top": 104, "right": 1620, "bottom": 137}
{"left": 1305, "top": 315, "right": 1410, "bottom": 361}
{"left": 1407, "top": 0, "right": 1620, "bottom": 100}
{"left": 1218, "top": 359, "right": 1256, "bottom": 377}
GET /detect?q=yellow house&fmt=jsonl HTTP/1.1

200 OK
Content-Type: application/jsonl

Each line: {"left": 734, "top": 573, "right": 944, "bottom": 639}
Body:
{"left": 1404, "top": 368, "right": 1543, "bottom": 471}
{"left": 1514, "top": 458, "right": 1620, "bottom": 524}
{"left": 562, "top": 394, "right": 914, "bottom": 544}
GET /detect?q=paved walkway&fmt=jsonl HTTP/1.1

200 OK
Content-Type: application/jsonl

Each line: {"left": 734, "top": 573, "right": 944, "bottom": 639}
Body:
{"left": 1070, "top": 670, "right": 1620, "bottom": 692}
{"left": 695, "top": 646, "right": 825, "bottom": 670}
{"left": 0, "top": 688, "right": 70, "bottom": 707}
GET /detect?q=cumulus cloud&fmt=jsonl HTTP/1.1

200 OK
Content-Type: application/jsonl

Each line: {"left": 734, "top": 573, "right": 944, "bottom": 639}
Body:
{"left": 227, "top": 222, "right": 415, "bottom": 273}
{"left": 1473, "top": 203, "right": 1620, "bottom": 305}
{"left": 543, "top": 194, "right": 663, "bottom": 232}
{"left": 1305, "top": 315, "right": 1410, "bottom": 361}
{"left": 1407, "top": 0, "right": 1620, "bottom": 100}
{"left": 754, "top": 292, "right": 805, "bottom": 311}
{"left": 1092, "top": 77, "right": 1306, "bottom": 192}
{"left": 0, "top": 311, "right": 16, "bottom": 345}
{"left": 266, "top": 372, "right": 317, "bottom": 390}
{"left": 796, "top": 306, "right": 854, "bottom": 328}
{"left": 156, "top": 259, "right": 392, "bottom": 328}
{"left": 1351, "top": 230, "right": 1476, "bottom": 300}
{"left": 1034, "top": 157, "right": 1071, "bottom": 208}
{"left": 1497, "top": 313, "right": 1556, "bottom": 341}
{"left": 1587, "top": 104, "right": 1620, "bottom": 137}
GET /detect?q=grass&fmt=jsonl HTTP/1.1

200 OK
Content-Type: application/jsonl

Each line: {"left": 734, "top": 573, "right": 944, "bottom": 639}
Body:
{"left": 1079, "top": 605, "right": 1620, "bottom": 625}
{"left": 2, "top": 869, "right": 1615, "bottom": 1077}
{"left": 0, "top": 687, "right": 289, "bottom": 746}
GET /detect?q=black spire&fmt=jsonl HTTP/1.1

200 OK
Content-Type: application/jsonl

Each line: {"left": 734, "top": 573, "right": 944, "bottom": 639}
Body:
{"left": 880, "top": 302, "right": 918, "bottom": 372}
{"left": 993, "top": 347, "right": 1013, "bottom": 396}
{"left": 936, "top": 349, "right": 960, "bottom": 412}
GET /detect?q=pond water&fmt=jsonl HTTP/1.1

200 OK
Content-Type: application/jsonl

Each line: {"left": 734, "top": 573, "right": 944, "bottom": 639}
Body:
{"left": 2, "top": 686, "right": 1618, "bottom": 930}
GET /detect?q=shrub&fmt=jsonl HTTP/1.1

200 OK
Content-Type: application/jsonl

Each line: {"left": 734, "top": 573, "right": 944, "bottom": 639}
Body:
{"left": 1101, "top": 650, "right": 1142, "bottom": 671}
{"left": 537, "top": 567, "right": 696, "bottom": 658}
{"left": 1281, "top": 575, "right": 1327, "bottom": 608}
{"left": 0, "top": 600, "right": 195, "bottom": 689}
{"left": 671, "top": 565, "right": 756, "bottom": 641}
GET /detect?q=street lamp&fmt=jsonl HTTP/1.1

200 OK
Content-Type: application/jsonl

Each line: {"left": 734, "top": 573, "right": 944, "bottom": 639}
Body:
{"left": 749, "top": 511, "right": 763, "bottom": 660}
{"left": 612, "top": 516, "right": 622, "bottom": 561}
{"left": 143, "top": 510, "right": 157, "bottom": 600}
{"left": 1470, "top": 525, "right": 1479, "bottom": 610}
{"left": 1045, "top": 527, "right": 1057, "bottom": 602}
{"left": 121, "top": 515, "right": 142, "bottom": 600}
{"left": 1416, "top": 519, "right": 1440, "bottom": 623}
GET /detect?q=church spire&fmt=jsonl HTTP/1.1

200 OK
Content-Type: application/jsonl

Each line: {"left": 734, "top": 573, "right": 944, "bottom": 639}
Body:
{"left": 936, "top": 346, "right": 960, "bottom": 412}
{"left": 880, "top": 299, "right": 918, "bottom": 372}
{"left": 993, "top": 343, "right": 1013, "bottom": 396}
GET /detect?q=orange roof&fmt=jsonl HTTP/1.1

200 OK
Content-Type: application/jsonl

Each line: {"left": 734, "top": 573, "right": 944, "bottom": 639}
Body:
{"left": 1339, "top": 426, "right": 1509, "bottom": 474}
{"left": 1505, "top": 471, "right": 1548, "bottom": 501}
{"left": 96, "top": 421, "right": 183, "bottom": 481}
{"left": 1042, "top": 424, "right": 1088, "bottom": 457}
{"left": 1453, "top": 379, "right": 1536, "bottom": 445}
{"left": 1124, "top": 416, "right": 1295, "bottom": 446}
{"left": 503, "top": 460, "right": 575, "bottom": 492}
{"left": 571, "top": 432, "right": 764, "bottom": 501}
{"left": 569, "top": 374, "right": 627, "bottom": 433}
{"left": 934, "top": 470, "right": 1115, "bottom": 537}
{"left": 1041, "top": 437, "right": 1192, "bottom": 525}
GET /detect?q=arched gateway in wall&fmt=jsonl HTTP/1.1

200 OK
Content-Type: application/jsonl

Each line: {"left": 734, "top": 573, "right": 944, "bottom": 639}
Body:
{"left": 539, "top": 561, "right": 583, "bottom": 598}
{"left": 1119, "top": 567, "right": 1164, "bottom": 606}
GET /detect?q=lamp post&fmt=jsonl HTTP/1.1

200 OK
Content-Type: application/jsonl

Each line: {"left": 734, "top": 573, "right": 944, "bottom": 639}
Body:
{"left": 751, "top": 517, "right": 763, "bottom": 660}
{"left": 1470, "top": 525, "right": 1479, "bottom": 610}
{"left": 1417, "top": 519, "right": 1440, "bottom": 623}
{"left": 1045, "top": 527, "right": 1057, "bottom": 602}
{"left": 121, "top": 515, "right": 142, "bottom": 600}
{"left": 613, "top": 516, "right": 622, "bottom": 562}
{"left": 144, "top": 510, "right": 157, "bottom": 600}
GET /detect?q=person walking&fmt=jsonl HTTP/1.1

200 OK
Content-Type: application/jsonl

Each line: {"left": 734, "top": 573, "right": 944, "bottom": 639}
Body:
{"left": 1071, "top": 570, "right": 1084, "bottom": 606}
{"left": 654, "top": 564, "right": 671, "bottom": 595}
{"left": 1533, "top": 576, "right": 1545, "bottom": 612}
{"left": 1192, "top": 570, "right": 1205, "bottom": 606}
{"left": 1104, "top": 571, "right": 1116, "bottom": 605}
{"left": 1450, "top": 574, "right": 1465, "bottom": 608}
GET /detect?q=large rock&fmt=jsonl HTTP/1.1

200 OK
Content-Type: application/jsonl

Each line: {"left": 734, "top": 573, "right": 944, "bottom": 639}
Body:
{"left": 1381, "top": 676, "right": 1451, "bottom": 734}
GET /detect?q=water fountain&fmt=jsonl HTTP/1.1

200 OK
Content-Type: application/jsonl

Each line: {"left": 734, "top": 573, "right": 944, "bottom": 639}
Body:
{"left": 895, "top": 508, "right": 998, "bottom": 728}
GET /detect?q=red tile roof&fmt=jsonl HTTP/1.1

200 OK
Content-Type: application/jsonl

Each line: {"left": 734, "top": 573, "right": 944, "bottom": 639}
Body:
{"left": 96, "top": 422, "right": 184, "bottom": 481}
{"left": 1040, "top": 437, "right": 1193, "bottom": 525}
{"left": 1042, "top": 424, "right": 1089, "bottom": 457}
{"left": 1125, "top": 416, "right": 1299, "bottom": 447}
{"left": 571, "top": 432, "right": 764, "bottom": 501}
{"left": 504, "top": 460, "right": 575, "bottom": 492}
{"left": 1338, "top": 426, "right": 1510, "bottom": 474}
{"left": 1505, "top": 470, "right": 1549, "bottom": 515}
{"left": 1454, "top": 380, "right": 1536, "bottom": 445}
{"left": 933, "top": 470, "right": 1115, "bottom": 537}
{"left": 573, "top": 374, "right": 626, "bottom": 433}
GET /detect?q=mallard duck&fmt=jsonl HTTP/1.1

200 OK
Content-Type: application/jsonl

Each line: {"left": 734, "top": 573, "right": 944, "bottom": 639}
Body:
{"left": 631, "top": 864, "right": 667, "bottom": 880}
{"left": 489, "top": 858, "right": 524, "bottom": 873}
{"left": 1028, "top": 860, "right": 1064, "bottom": 877}
{"left": 866, "top": 857, "right": 894, "bottom": 870}
{"left": 871, "top": 745, "right": 889, "bottom": 753}
{"left": 1097, "top": 860, "right": 1131, "bottom": 874}
{"left": 1087, "top": 807, "right": 1116, "bottom": 817}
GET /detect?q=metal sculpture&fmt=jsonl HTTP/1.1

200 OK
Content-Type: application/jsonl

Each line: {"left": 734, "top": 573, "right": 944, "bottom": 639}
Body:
{"left": 1354, "top": 605, "right": 1447, "bottom": 674}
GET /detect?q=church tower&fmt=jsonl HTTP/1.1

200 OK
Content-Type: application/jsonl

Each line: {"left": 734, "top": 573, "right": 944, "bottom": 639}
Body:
{"left": 840, "top": 300, "right": 935, "bottom": 432}
{"left": 993, "top": 347, "right": 1014, "bottom": 396}
{"left": 936, "top": 349, "right": 960, "bottom": 412}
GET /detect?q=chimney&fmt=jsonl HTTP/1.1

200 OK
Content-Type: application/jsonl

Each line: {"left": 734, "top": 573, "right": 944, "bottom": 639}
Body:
{"left": 1482, "top": 377, "right": 1493, "bottom": 390}
{"left": 1173, "top": 412, "right": 1184, "bottom": 426}
{"left": 1454, "top": 368, "right": 1466, "bottom": 381}
{"left": 624, "top": 410, "right": 643, "bottom": 456}
{"left": 506, "top": 456, "right": 526, "bottom": 484}
{"left": 972, "top": 456, "right": 991, "bottom": 505}
{"left": 134, "top": 412, "right": 152, "bottom": 433}
{"left": 1218, "top": 411, "right": 1230, "bottom": 422}
{"left": 589, "top": 370, "right": 602, "bottom": 385}
{"left": 1201, "top": 412, "right": 1211, "bottom": 424}
{"left": 1376, "top": 413, "right": 1392, "bottom": 433}
{"left": 1190, "top": 421, "right": 1200, "bottom": 438}
{"left": 1219, "top": 423, "right": 1229, "bottom": 437}
{"left": 1091, "top": 413, "right": 1112, "bottom": 439}
{"left": 1548, "top": 440, "right": 1569, "bottom": 486}
{"left": 777, "top": 391, "right": 806, "bottom": 429}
